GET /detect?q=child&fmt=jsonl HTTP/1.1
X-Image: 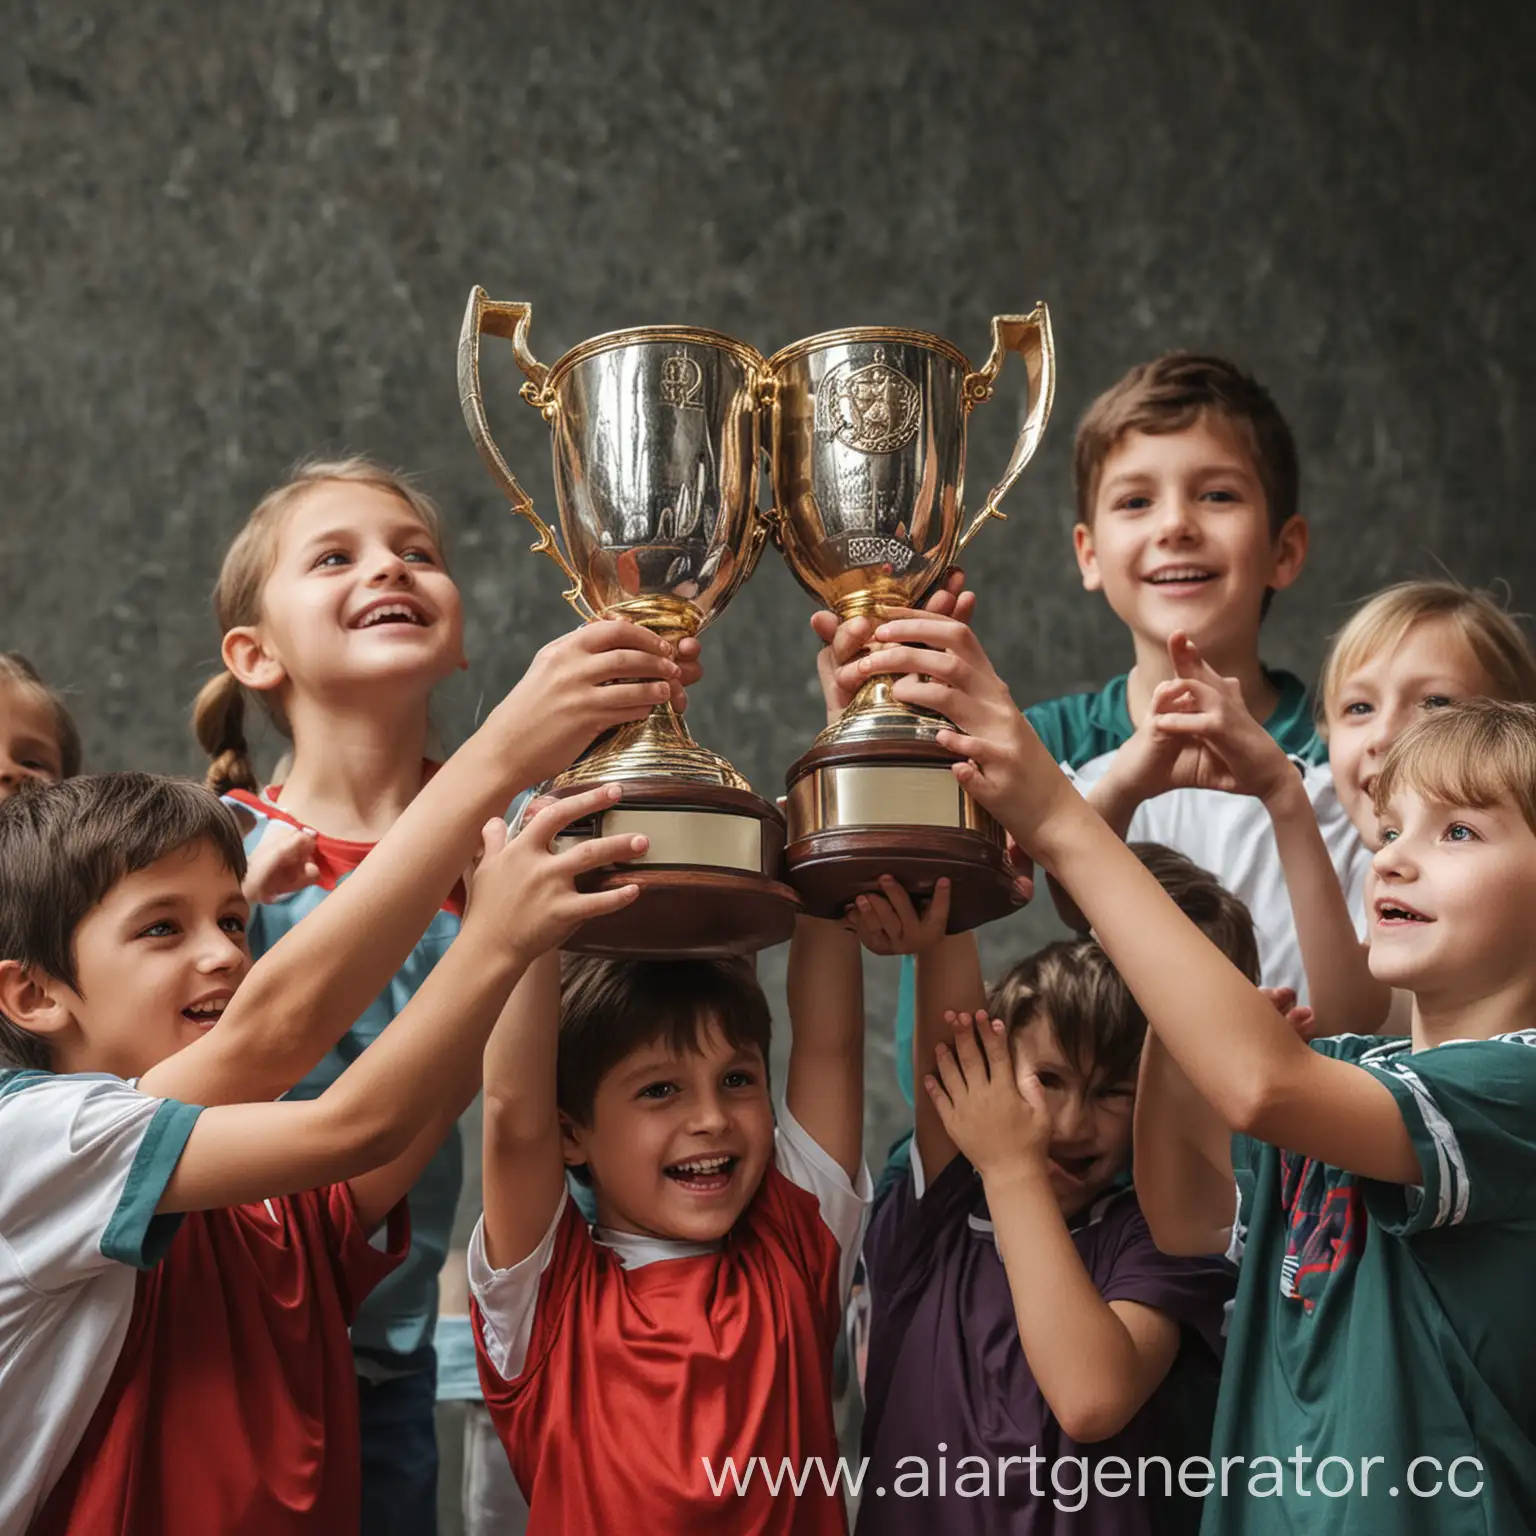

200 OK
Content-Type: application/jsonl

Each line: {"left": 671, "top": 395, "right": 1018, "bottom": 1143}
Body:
{"left": 190, "top": 454, "right": 701, "bottom": 1532}
{"left": 849, "top": 845, "right": 1245, "bottom": 1534}
{"left": 819, "top": 354, "right": 1314, "bottom": 1109}
{"left": 0, "top": 652, "right": 81, "bottom": 797}
{"left": 0, "top": 607, "right": 680, "bottom": 1534}
{"left": 861, "top": 609, "right": 1536, "bottom": 1531}
{"left": 469, "top": 917, "right": 871, "bottom": 1532}
{"left": 1068, "top": 580, "right": 1536, "bottom": 1030}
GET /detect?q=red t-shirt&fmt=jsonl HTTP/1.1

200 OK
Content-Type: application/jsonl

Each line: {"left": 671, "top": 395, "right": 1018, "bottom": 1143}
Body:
{"left": 32, "top": 1185, "right": 409, "bottom": 1535}
{"left": 475, "top": 1166, "right": 849, "bottom": 1535}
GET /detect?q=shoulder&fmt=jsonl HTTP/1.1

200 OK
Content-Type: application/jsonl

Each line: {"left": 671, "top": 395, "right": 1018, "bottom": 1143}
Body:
{"left": 1026, "top": 677, "right": 1128, "bottom": 768}
{"left": 1262, "top": 668, "right": 1326, "bottom": 760}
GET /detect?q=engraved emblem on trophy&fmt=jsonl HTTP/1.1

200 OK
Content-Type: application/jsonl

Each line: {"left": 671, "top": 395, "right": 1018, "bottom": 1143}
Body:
{"left": 762, "top": 309, "right": 1056, "bottom": 932}
{"left": 458, "top": 288, "right": 800, "bottom": 957}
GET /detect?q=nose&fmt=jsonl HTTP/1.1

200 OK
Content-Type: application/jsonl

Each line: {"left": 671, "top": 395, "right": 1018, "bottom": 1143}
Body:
{"left": 1372, "top": 834, "right": 1414, "bottom": 883}
{"left": 687, "top": 1090, "right": 731, "bottom": 1137}
{"left": 1365, "top": 701, "right": 1412, "bottom": 760}
{"left": 366, "top": 547, "right": 414, "bottom": 587}
{"left": 1155, "top": 494, "right": 1199, "bottom": 545}
{"left": 1052, "top": 1093, "right": 1089, "bottom": 1144}
{"left": 197, "top": 925, "right": 250, "bottom": 976}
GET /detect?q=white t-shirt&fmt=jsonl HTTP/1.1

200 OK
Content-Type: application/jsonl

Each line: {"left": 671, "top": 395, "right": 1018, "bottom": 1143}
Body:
{"left": 468, "top": 1102, "right": 871, "bottom": 1382}
{"left": 1068, "top": 753, "right": 1372, "bottom": 1006}
{"left": 0, "top": 1071, "right": 202, "bottom": 1536}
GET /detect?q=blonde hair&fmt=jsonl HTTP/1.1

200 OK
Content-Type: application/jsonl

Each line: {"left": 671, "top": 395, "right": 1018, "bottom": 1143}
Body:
{"left": 0, "top": 653, "right": 83, "bottom": 778}
{"left": 192, "top": 455, "right": 448, "bottom": 795}
{"left": 1374, "top": 699, "right": 1536, "bottom": 835}
{"left": 1317, "top": 579, "right": 1536, "bottom": 733}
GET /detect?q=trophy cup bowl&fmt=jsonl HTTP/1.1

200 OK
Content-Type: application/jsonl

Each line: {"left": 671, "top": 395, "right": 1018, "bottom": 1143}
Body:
{"left": 459, "top": 288, "right": 800, "bottom": 957}
{"left": 763, "top": 309, "right": 1055, "bottom": 932}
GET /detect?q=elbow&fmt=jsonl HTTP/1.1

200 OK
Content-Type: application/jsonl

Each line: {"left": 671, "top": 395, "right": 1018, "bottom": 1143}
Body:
{"left": 1053, "top": 1391, "right": 1140, "bottom": 1445}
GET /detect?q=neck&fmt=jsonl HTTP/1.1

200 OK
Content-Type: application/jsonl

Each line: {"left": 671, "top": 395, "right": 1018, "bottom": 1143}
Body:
{"left": 1124, "top": 627, "right": 1278, "bottom": 727}
{"left": 1409, "top": 972, "right": 1536, "bottom": 1051}
{"left": 274, "top": 690, "right": 432, "bottom": 842}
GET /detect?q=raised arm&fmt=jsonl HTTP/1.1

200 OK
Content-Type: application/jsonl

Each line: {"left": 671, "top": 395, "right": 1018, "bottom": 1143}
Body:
{"left": 143, "top": 622, "right": 684, "bottom": 1108}
{"left": 856, "top": 615, "right": 1421, "bottom": 1187}
{"left": 785, "top": 914, "right": 865, "bottom": 1180}
{"left": 154, "top": 790, "right": 645, "bottom": 1219}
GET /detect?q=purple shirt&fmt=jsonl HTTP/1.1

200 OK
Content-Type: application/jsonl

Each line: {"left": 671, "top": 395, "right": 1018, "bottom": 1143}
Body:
{"left": 858, "top": 1154, "right": 1234, "bottom": 1535}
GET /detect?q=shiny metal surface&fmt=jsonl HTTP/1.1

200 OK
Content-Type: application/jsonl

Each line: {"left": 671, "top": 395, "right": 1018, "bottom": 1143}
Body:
{"left": 786, "top": 763, "right": 994, "bottom": 836}
{"left": 557, "top": 807, "right": 765, "bottom": 872}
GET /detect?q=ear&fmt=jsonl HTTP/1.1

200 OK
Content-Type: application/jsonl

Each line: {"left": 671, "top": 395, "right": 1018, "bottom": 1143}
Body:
{"left": 1266, "top": 515, "right": 1309, "bottom": 594}
{"left": 558, "top": 1111, "right": 590, "bottom": 1173}
{"left": 222, "top": 626, "right": 287, "bottom": 696}
{"left": 1072, "top": 522, "right": 1103, "bottom": 593}
{"left": 0, "top": 959, "right": 76, "bottom": 1044}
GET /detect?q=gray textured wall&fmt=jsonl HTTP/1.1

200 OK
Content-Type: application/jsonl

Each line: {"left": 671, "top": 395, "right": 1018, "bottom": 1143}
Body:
{"left": 7, "top": 0, "right": 1536, "bottom": 1213}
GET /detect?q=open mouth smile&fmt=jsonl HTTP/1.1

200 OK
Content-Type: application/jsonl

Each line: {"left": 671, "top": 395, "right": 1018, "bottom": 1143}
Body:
{"left": 1145, "top": 567, "right": 1218, "bottom": 589}
{"left": 664, "top": 1154, "right": 740, "bottom": 1194}
{"left": 182, "top": 996, "right": 230, "bottom": 1030}
{"left": 1049, "top": 1152, "right": 1098, "bottom": 1181}
{"left": 350, "top": 598, "right": 430, "bottom": 630}
{"left": 1376, "top": 898, "right": 1432, "bottom": 926}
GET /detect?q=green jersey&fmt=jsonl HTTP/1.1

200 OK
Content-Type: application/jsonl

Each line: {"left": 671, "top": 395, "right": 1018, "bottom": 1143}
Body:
{"left": 1206, "top": 1030, "right": 1536, "bottom": 1534}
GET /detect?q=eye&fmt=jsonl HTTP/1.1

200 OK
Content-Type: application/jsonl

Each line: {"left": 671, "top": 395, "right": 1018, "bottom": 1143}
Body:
{"left": 722, "top": 1069, "right": 757, "bottom": 1090}
{"left": 636, "top": 1081, "right": 677, "bottom": 1101}
{"left": 1199, "top": 488, "right": 1240, "bottom": 503}
{"left": 1445, "top": 823, "right": 1479, "bottom": 843}
{"left": 1379, "top": 827, "right": 1400, "bottom": 844}
{"left": 1099, "top": 1084, "right": 1136, "bottom": 1102}
{"left": 136, "top": 920, "right": 179, "bottom": 939}
{"left": 1035, "top": 1071, "right": 1064, "bottom": 1091}
{"left": 312, "top": 550, "right": 351, "bottom": 569}
{"left": 402, "top": 547, "right": 438, "bottom": 565}
{"left": 1342, "top": 701, "right": 1373, "bottom": 718}
{"left": 1421, "top": 694, "right": 1453, "bottom": 711}
{"left": 219, "top": 914, "right": 248, "bottom": 936}
{"left": 1115, "top": 494, "right": 1152, "bottom": 512}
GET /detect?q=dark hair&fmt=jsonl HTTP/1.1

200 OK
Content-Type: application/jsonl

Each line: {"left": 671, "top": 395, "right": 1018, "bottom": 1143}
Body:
{"left": 0, "top": 773, "right": 248, "bottom": 1069}
{"left": 991, "top": 843, "right": 1260, "bottom": 1086}
{"left": 557, "top": 955, "right": 773, "bottom": 1136}
{"left": 1128, "top": 841, "right": 1261, "bottom": 984}
{"left": 1, "top": 652, "right": 83, "bottom": 779}
{"left": 1073, "top": 352, "right": 1299, "bottom": 541}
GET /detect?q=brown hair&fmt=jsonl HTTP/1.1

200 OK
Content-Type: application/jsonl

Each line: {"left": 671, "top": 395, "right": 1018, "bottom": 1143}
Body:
{"left": 1317, "top": 579, "right": 1536, "bottom": 734}
{"left": 556, "top": 955, "right": 774, "bottom": 1135}
{"left": 991, "top": 843, "right": 1259, "bottom": 1085}
{"left": 1374, "top": 699, "right": 1536, "bottom": 835}
{"left": 1073, "top": 352, "right": 1298, "bottom": 537}
{"left": 192, "top": 455, "right": 449, "bottom": 795}
{"left": 0, "top": 773, "right": 248, "bottom": 1070}
{"left": 0, "top": 653, "right": 83, "bottom": 779}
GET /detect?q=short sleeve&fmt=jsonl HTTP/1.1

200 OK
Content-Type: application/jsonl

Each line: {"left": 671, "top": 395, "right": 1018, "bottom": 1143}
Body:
{"left": 774, "top": 1103, "right": 872, "bottom": 1303}
{"left": 466, "top": 1192, "right": 570, "bottom": 1384}
{"left": 1098, "top": 1196, "right": 1236, "bottom": 1359}
{"left": 0, "top": 1072, "right": 202, "bottom": 1288}
{"left": 312, "top": 1183, "right": 411, "bottom": 1321}
{"left": 1357, "top": 1032, "right": 1536, "bottom": 1233}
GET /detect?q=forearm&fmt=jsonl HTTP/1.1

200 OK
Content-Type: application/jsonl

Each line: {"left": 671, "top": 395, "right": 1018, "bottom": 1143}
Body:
{"left": 1047, "top": 766, "right": 1143, "bottom": 931}
{"left": 1266, "top": 778, "right": 1389, "bottom": 1033}
{"left": 984, "top": 1160, "right": 1160, "bottom": 1442}
{"left": 1132, "top": 1033, "right": 1236, "bottom": 1256}
{"left": 913, "top": 934, "right": 984, "bottom": 1180}
{"left": 786, "top": 915, "right": 865, "bottom": 1179}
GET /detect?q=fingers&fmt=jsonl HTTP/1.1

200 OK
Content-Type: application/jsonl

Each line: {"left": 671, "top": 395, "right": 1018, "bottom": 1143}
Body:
{"left": 871, "top": 615, "right": 979, "bottom": 653}
{"left": 557, "top": 830, "right": 650, "bottom": 874}
{"left": 586, "top": 681, "right": 676, "bottom": 715}
{"left": 853, "top": 888, "right": 905, "bottom": 948}
{"left": 579, "top": 618, "right": 672, "bottom": 658}
{"left": 1260, "top": 986, "right": 1298, "bottom": 1016}
{"left": 567, "top": 881, "right": 642, "bottom": 917}
{"left": 1014, "top": 1065, "right": 1049, "bottom": 1116}
{"left": 977, "top": 1010, "right": 1011, "bottom": 1074}
{"left": 809, "top": 610, "right": 838, "bottom": 645}
{"left": 479, "top": 816, "right": 509, "bottom": 861}
{"left": 856, "top": 643, "right": 966, "bottom": 684}
{"left": 949, "top": 1008, "right": 987, "bottom": 1080}
{"left": 919, "top": 875, "right": 951, "bottom": 934}
{"left": 950, "top": 590, "right": 978, "bottom": 626}
{"left": 521, "top": 783, "right": 624, "bottom": 844}
{"left": 923, "top": 1072, "right": 957, "bottom": 1133}
{"left": 830, "top": 615, "right": 874, "bottom": 666}
{"left": 586, "top": 648, "right": 683, "bottom": 683}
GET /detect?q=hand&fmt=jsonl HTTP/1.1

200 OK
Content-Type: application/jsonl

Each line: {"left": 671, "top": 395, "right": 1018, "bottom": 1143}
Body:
{"left": 924, "top": 1009, "right": 1051, "bottom": 1179}
{"left": 242, "top": 821, "right": 322, "bottom": 905}
{"left": 1139, "top": 633, "right": 1296, "bottom": 804}
{"left": 460, "top": 784, "right": 649, "bottom": 963}
{"left": 1261, "top": 985, "right": 1318, "bottom": 1041}
{"left": 490, "top": 619, "right": 683, "bottom": 787}
{"left": 811, "top": 568, "right": 975, "bottom": 726}
{"left": 1004, "top": 833, "right": 1036, "bottom": 905}
{"left": 854, "top": 613, "right": 1079, "bottom": 856}
{"left": 671, "top": 636, "right": 703, "bottom": 714}
{"left": 844, "top": 875, "right": 952, "bottom": 955}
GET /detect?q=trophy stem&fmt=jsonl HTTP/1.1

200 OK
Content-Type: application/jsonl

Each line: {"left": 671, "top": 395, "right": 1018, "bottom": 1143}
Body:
{"left": 555, "top": 702, "right": 751, "bottom": 791}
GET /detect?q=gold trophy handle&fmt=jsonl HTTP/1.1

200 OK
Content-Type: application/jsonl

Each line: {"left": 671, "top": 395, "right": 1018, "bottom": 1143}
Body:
{"left": 956, "top": 303, "right": 1057, "bottom": 554}
{"left": 458, "top": 287, "right": 596, "bottom": 621}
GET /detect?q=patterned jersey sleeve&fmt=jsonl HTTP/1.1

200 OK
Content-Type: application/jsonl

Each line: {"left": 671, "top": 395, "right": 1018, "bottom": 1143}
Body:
{"left": 1356, "top": 1031, "right": 1536, "bottom": 1232}
{"left": 0, "top": 1071, "right": 203, "bottom": 1286}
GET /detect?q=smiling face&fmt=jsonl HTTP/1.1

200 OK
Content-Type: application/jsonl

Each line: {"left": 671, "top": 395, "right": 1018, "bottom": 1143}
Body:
{"left": 45, "top": 838, "right": 251, "bottom": 1079}
{"left": 228, "top": 481, "right": 465, "bottom": 712}
{"left": 1008, "top": 1012, "right": 1136, "bottom": 1217}
{"left": 1074, "top": 416, "right": 1306, "bottom": 660}
{"left": 1369, "top": 787, "right": 1536, "bottom": 1005}
{"left": 1325, "top": 618, "right": 1498, "bottom": 844}
{"left": 0, "top": 682, "right": 65, "bottom": 799}
{"left": 562, "top": 1020, "right": 776, "bottom": 1243}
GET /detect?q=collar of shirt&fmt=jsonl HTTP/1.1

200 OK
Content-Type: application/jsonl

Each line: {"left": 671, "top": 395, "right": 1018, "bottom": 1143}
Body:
{"left": 592, "top": 1226, "right": 722, "bottom": 1270}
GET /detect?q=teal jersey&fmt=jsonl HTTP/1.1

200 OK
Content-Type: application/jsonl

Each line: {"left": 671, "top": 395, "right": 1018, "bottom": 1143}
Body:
{"left": 1207, "top": 1031, "right": 1536, "bottom": 1533}
{"left": 237, "top": 804, "right": 463, "bottom": 1367}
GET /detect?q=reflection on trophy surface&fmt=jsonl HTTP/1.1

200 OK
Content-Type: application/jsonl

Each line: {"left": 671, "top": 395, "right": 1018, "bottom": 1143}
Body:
{"left": 459, "top": 288, "right": 799, "bottom": 957}
{"left": 764, "top": 309, "right": 1055, "bottom": 931}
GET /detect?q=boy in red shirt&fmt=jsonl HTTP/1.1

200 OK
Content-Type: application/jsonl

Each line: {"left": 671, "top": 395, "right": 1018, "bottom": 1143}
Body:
{"left": 471, "top": 918, "right": 871, "bottom": 1532}
{"left": 0, "top": 620, "right": 683, "bottom": 1536}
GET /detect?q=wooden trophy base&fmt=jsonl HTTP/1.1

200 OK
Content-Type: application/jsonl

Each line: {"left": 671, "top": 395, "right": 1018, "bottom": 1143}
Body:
{"left": 783, "top": 737, "right": 1024, "bottom": 933}
{"left": 549, "top": 780, "right": 801, "bottom": 958}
